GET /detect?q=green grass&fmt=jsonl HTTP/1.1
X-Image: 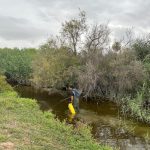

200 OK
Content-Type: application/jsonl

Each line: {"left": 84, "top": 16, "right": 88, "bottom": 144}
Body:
{"left": 0, "top": 91, "right": 111, "bottom": 150}
{"left": 120, "top": 91, "right": 150, "bottom": 124}
{"left": 126, "top": 99, "right": 150, "bottom": 123}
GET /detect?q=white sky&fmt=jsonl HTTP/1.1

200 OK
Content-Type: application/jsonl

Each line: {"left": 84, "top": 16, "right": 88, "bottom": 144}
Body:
{"left": 0, "top": 0, "right": 150, "bottom": 48}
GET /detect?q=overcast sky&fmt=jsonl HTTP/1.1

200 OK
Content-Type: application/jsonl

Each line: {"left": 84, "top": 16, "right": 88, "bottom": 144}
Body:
{"left": 0, "top": 0, "right": 150, "bottom": 48}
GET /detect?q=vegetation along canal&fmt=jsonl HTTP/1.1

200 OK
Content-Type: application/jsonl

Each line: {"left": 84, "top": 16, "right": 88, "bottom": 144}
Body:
{"left": 15, "top": 86, "right": 150, "bottom": 150}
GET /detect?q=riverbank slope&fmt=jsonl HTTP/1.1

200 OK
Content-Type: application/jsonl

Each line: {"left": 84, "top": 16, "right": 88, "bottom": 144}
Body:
{"left": 0, "top": 77, "right": 111, "bottom": 149}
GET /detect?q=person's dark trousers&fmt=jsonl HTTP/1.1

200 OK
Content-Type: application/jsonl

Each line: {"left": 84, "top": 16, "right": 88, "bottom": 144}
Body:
{"left": 73, "top": 98, "right": 79, "bottom": 113}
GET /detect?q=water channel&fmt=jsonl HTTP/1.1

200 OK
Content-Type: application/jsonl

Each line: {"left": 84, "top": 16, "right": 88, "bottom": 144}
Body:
{"left": 15, "top": 86, "right": 150, "bottom": 150}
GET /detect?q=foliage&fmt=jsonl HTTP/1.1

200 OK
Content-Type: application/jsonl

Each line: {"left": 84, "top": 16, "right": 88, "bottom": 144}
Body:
{"left": 143, "top": 54, "right": 150, "bottom": 85}
{"left": 79, "top": 47, "right": 145, "bottom": 99}
{"left": 32, "top": 41, "right": 81, "bottom": 88}
{"left": 121, "top": 84, "right": 150, "bottom": 124}
{"left": 30, "top": 11, "right": 148, "bottom": 104}
{"left": 0, "top": 48, "right": 36, "bottom": 84}
{"left": 133, "top": 38, "right": 150, "bottom": 61}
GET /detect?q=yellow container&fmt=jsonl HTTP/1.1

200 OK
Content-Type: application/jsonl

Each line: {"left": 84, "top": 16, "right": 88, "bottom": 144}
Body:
{"left": 68, "top": 103, "right": 76, "bottom": 115}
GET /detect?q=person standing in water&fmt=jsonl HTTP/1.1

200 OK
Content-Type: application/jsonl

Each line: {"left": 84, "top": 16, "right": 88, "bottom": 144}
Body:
{"left": 68, "top": 85, "right": 81, "bottom": 113}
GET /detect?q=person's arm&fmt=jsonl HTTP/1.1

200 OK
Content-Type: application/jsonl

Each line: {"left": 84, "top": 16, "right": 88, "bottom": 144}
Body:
{"left": 70, "top": 91, "right": 74, "bottom": 103}
{"left": 71, "top": 95, "right": 74, "bottom": 103}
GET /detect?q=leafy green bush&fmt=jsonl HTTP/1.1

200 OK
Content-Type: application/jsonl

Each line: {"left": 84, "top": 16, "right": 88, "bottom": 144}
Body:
{"left": 121, "top": 83, "right": 150, "bottom": 123}
{"left": 0, "top": 48, "right": 36, "bottom": 84}
{"left": 133, "top": 39, "right": 150, "bottom": 61}
{"left": 32, "top": 42, "right": 81, "bottom": 88}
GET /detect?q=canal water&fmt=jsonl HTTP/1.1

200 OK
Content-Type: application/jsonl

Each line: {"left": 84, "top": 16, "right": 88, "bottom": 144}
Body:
{"left": 15, "top": 86, "right": 150, "bottom": 150}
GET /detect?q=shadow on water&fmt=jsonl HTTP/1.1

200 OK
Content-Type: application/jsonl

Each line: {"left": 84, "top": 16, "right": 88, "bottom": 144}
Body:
{"left": 15, "top": 86, "right": 150, "bottom": 150}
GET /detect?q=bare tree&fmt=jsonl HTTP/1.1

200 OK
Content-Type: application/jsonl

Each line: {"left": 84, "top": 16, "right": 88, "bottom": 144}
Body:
{"left": 85, "top": 24, "right": 110, "bottom": 54}
{"left": 117, "top": 28, "right": 134, "bottom": 48}
{"left": 61, "top": 10, "right": 87, "bottom": 55}
{"left": 78, "top": 24, "right": 111, "bottom": 97}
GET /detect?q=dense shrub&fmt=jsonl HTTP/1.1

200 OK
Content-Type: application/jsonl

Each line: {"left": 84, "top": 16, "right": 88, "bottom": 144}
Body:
{"left": 133, "top": 38, "right": 150, "bottom": 61}
{"left": 0, "top": 48, "right": 36, "bottom": 84}
{"left": 79, "top": 48, "right": 145, "bottom": 99}
{"left": 32, "top": 42, "right": 81, "bottom": 88}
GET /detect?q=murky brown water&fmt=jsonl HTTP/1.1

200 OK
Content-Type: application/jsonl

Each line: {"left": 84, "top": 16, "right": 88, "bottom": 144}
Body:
{"left": 15, "top": 86, "right": 150, "bottom": 150}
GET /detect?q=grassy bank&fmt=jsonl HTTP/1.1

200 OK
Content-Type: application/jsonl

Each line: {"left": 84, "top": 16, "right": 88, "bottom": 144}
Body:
{"left": 0, "top": 82, "right": 111, "bottom": 150}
